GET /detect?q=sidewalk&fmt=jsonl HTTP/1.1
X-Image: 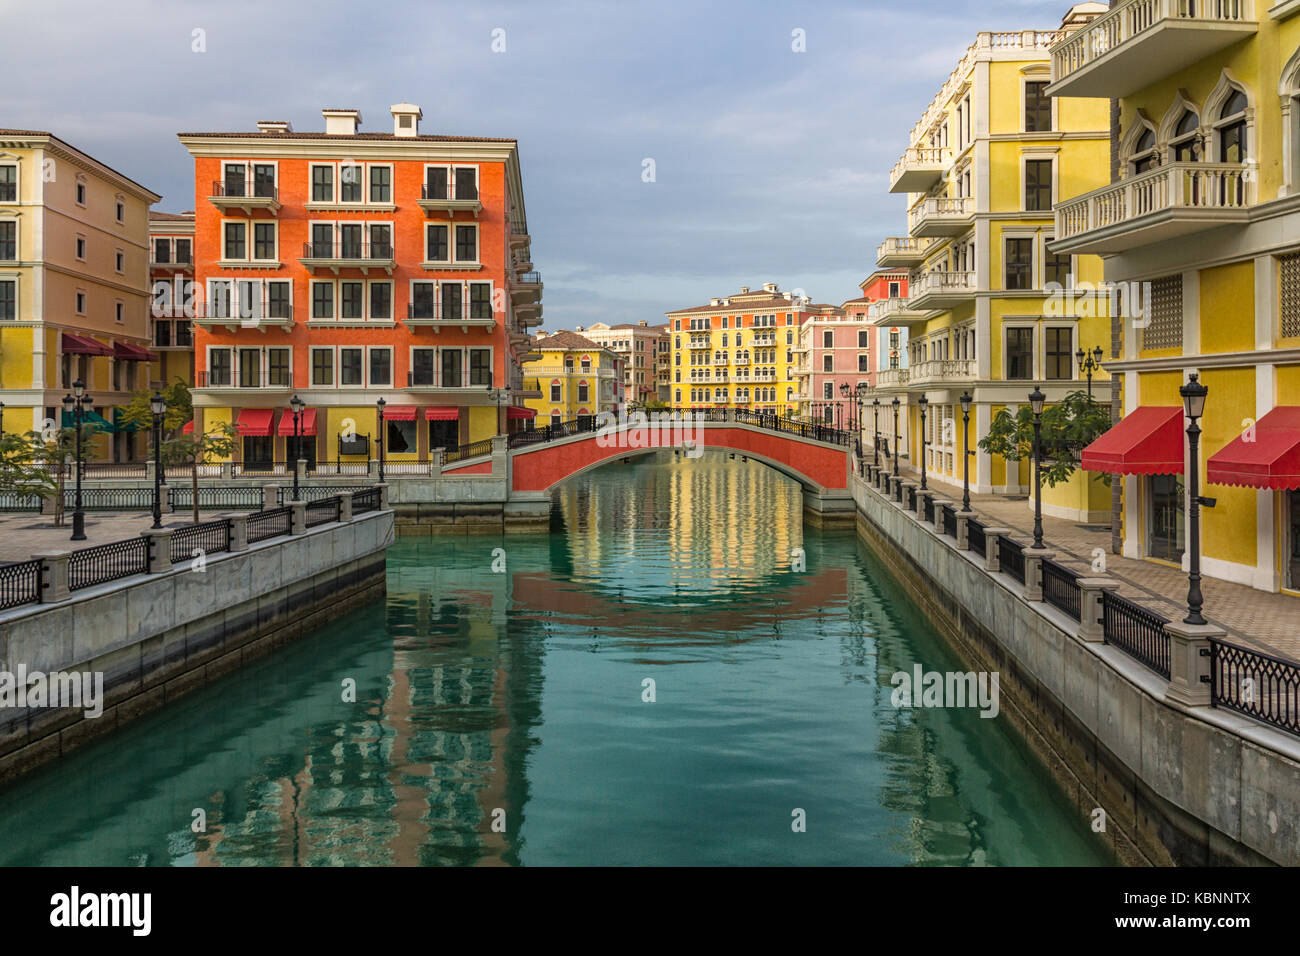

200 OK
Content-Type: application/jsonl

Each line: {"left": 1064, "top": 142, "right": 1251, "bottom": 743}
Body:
{"left": 882, "top": 463, "right": 1300, "bottom": 664}
{"left": 0, "top": 510, "right": 230, "bottom": 564}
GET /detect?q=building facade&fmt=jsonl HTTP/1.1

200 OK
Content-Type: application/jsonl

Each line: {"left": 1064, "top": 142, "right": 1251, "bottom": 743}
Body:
{"left": 522, "top": 330, "right": 621, "bottom": 425}
{"left": 176, "top": 105, "right": 541, "bottom": 467}
{"left": 575, "top": 320, "right": 662, "bottom": 408}
{"left": 872, "top": 13, "right": 1112, "bottom": 521}
{"left": 0, "top": 129, "right": 161, "bottom": 460}
{"left": 1051, "top": 0, "right": 1300, "bottom": 593}
{"left": 149, "top": 209, "right": 196, "bottom": 390}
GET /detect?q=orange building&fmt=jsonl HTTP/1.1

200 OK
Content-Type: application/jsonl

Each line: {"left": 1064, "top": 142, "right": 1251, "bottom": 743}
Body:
{"left": 176, "top": 104, "right": 541, "bottom": 467}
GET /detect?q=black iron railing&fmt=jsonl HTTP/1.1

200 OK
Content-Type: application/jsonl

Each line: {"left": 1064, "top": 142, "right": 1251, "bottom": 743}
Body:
{"left": 0, "top": 559, "right": 42, "bottom": 610}
{"left": 68, "top": 537, "right": 150, "bottom": 591}
{"left": 305, "top": 496, "right": 341, "bottom": 528}
{"left": 211, "top": 179, "right": 278, "bottom": 200}
{"left": 1102, "top": 590, "right": 1170, "bottom": 678}
{"left": 967, "top": 519, "right": 986, "bottom": 558}
{"left": 508, "top": 417, "right": 600, "bottom": 447}
{"left": 170, "top": 519, "right": 232, "bottom": 565}
{"left": 352, "top": 488, "right": 381, "bottom": 514}
{"left": 921, "top": 495, "right": 934, "bottom": 523}
{"left": 1210, "top": 639, "right": 1300, "bottom": 737}
{"left": 302, "top": 240, "right": 393, "bottom": 260}
{"left": 999, "top": 537, "right": 1026, "bottom": 585}
{"left": 281, "top": 484, "right": 369, "bottom": 505}
{"left": 445, "top": 438, "right": 495, "bottom": 464}
{"left": 247, "top": 506, "right": 292, "bottom": 543}
{"left": 170, "top": 486, "right": 263, "bottom": 510}
{"left": 942, "top": 504, "right": 957, "bottom": 539}
{"left": 1042, "top": 559, "right": 1082, "bottom": 622}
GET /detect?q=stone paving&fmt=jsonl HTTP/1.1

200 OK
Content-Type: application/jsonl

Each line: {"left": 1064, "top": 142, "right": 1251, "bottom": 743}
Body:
{"left": 885, "top": 463, "right": 1300, "bottom": 663}
{"left": 0, "top": 509, "right": 230, "bottom": 564}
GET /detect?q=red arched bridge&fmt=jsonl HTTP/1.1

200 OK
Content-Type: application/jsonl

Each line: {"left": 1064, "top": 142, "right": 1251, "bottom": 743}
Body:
{"left": 505, "top": 409, "right": 857, "bottom": 522}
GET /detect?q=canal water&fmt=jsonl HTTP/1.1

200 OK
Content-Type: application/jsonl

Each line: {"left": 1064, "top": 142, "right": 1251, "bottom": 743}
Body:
{"left": 0, "top": 451, "right": 1113, "bottom": 865}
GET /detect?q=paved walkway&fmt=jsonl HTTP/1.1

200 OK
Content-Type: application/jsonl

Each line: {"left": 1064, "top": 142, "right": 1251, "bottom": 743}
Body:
{"left": 0, "top": 510, "right": 230, "bottom": 564}
{"left": 878, "top": 464, "right": 1300, "bottom": 663}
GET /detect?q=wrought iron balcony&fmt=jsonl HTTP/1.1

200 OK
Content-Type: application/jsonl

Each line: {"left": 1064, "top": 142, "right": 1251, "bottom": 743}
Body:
{"left": 191, "top": 303, "right": 293, "bottom": 332}
{"left": 208, "top": 179, "right": 281, "bottom": 214}
{"left": 194, "top": 369, "right": 293, "bottom": 391}
{"left": 418, "top": 180, "right": 482, "bottom": 216}
{"left": 406, "top": 301, "right": 494, "bottom": 329}
{"left": 299, "top": 240, "right": 395, "bottom": 273}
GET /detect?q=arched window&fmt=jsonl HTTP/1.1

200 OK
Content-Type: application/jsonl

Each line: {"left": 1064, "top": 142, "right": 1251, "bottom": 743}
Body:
{"left": 1218, "top": 89, "right": 1248, "bottom": 164}
{"left": 1131, "top": 128, "right": 1157, "bottom": 174}
{"left": 1171, "top": 110, "right": 1200, "bottom": 162}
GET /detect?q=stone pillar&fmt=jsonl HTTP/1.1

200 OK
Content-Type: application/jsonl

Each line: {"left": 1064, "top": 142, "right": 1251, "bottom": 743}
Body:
{"left": 296, "top": 459, "right": 307, "bottom": 483}
{"left": 1164, "top": 621, "right": 1223, "bottom": 708}
{"left": 893, "top": 475, "right": 904, "bottom": 503}
{"left": 368, "top": 459, "right": 379, "bottom": 478}
{"left": 900, "top": 482, "right": 916, "bottom": 511}
{"left": 146, "top": 460, "right": 156, "bottom": 482}
{"left": 263, "top": 484, "right": 280, "bottom": 511}
{"left": 956, "top": 513, "right": 969, "bottom": 550}
{"left": 1022, "top": 548, "right": 1054, "bottom": 601}
{"left": 141, "top": 529, "right": 173, "bottom": 573}
{"left": 226, "top": 513, "right": 249, "bottom": 552}
{"left": 290, "top": 500, "right": 307, "bottom": 535}
{"left": 338, "top": 492, "right": 353, "bottom": 523}
{"left": 221, "top": 462, "right": 233, "bottom": 480}
{"left": 33, "top": 551, "right": 70, "bottom": 603}
{"left": 376, "top": 482, "right": 391, "bottom": 511}
{"left": 982, "top": 528, "right": 1012, "bottom": 573}
{"left": 931, "top": 499, "right": 952, "bottom": 534}
{"left": 41, "top": 494, "right": 56, "bottom": 516}
{"left": 1076, "top": 577, "right": 1119, "bottom": 642}
{"left": 433, "top": 448, "right": 445, "bottom": 471}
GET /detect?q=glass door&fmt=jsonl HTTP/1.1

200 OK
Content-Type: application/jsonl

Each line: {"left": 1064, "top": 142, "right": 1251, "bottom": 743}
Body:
{"left": 1288, "top": 490, "right": 1300, "bottom": 590}
{"left": 1148, "top": 474, "right": 1185, "bottom": 562}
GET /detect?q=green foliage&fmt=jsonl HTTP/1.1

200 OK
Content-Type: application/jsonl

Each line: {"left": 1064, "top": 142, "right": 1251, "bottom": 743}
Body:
{"left": 116, "top": 377, "right": 193, "bottom": 437}
{"left": 978, "top": 390, "right": 1112, "bottom": 488}
{"left": 161, "top": 421, "right": 238, "bottom": 468}
{"left": 0, "top": 432, "right": 56, "bottom": 499}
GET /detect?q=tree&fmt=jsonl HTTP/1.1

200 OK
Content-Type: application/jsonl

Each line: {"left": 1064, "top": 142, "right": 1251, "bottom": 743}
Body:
{"left": 28, "top": 424, "right": 105, "bottom": 526}
{"left": 978, "top": 390, "right": 1112, "bottom": 488}
{"left": 162, "top": 423, "right": 239, "bottom": 525}
{"left": 0, "top": 432, "right": 56, "bottom": 506}
{"left": 116, "top": 377, "right": 193, "bottom": 438}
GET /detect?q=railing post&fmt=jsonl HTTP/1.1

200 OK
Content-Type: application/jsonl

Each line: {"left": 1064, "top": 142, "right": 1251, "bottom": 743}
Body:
{"left": 376, "top": 482, "right": 391, "bottom": 511}
{"left": 1021, "top": 548, "right": 1054, "bottom": 602}
{"left": 900, "top": 481, "right": 916, "bottom": 512}
{"left": 338, "top": 492, "right": 353, "bottom": 523}
{"left": 931, "top": 499, "right": 952, "bottom": 534}
{"left": 263, "top": 483, "right": 281, "bottom": 509}
{"left": 982, "top": 528, "right": 1012, "bottom": 573}
{"left": 226, "top": 513, "right": 249, "bottom": 552}
{"left": 1164, "top": 621, "right": 1223, "bottom": 708}
{"left": 1076, "top": 577, "right": 1119, "bottom": 642}
{"left": 221, "top": 462, "right": 233, "bottom": 480}
{"left": 956, "top": 513, "right": 970, "bottom": 550}
{"left": 33, "top": 551, "right": 70, "bottom": 603}
{"left": 295, "top": 459, "right": 307, "bottom": 484}
{"left": 141, "top": 529, "right": 173, "bottom": 573}
{"left": 290, "top": 500, "right": 307, "bottom": 535}
{"left": 369, "top": 459, "right": 379, "bottom": 478}
{"left": 146, "top": 459, "right": 156, "bottom": 483}
{"left": 41, "top": 493, "right": 56, "bottom": 516}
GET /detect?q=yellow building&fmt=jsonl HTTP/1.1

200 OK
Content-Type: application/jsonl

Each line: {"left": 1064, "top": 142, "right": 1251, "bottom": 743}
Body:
{"left": 1049, "top": 0, "right": 1300, "bottom": 594}
{"left": 666, "top": 282, "right": 827, "bottom": 415}
{"left": 872, "top": 6, "right": 1113, "bottom": 523}
{"left": 522, "top": 330, "right": 621, "bottom": 426}
{"left": 148, "top": 209, "right": 195, "bottom": 389}
{"left": 0, "top": 129, "right": 161, "bottom": 460}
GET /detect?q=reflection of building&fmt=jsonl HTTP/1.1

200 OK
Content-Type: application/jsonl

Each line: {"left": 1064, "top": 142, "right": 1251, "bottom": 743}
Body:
{"left": 0, "top": 129, "right": 161, "bottom": 461}
{"left": 148, "top": 210, "right": 195, "bottom": 389}
{"left": 1055, "top": 2, "right": 1300, "bottom": 593}
{"left": 874, "top": 8, "right": 1112, "bottom": 521}
{"left": 522, "top": 330, "right": 621, "bottom": 425}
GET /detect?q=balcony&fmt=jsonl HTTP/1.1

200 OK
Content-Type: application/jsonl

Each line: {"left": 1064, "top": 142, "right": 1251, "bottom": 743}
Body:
{"left": 299, "top": 240, "right": 395, "bottom": 275}
{"left": 876, "top": 237, "right": 932, "bottom": 268}
{"left": 405, "top": 371, "right": 493, "bottom": 392}
{"left": 868, "top": 297, "right": 928, "bottom": 328}
{"left": 406, "top": 301, "right": 495, "bottom": 332}
{"left": 192, "top": 304, "right": 294, "bottom": 333}
{"left": 511, "top": 271, "right": 543, "bottom": 304}
{"left": 889, "top": 146, "right": 952, "bottom": 194}
{"left": 713, "top": 356, "right": 728, "bottom": 366}
{"left": 150, "top": 256, "right": 193, "bottom": 273}
{"left": 752, "top": 371, "right": 777, "bottom": 382}
{"left": 908, "top": 197, "right": 974, "bottom": 238}
{"left": 733, "top": 355, "right": 750, "bottom": 366}
{"left": 194, "top": 369, "right": 293, "bottom": 393}
{"left": 418, "top": 180, "right": 483, "bottom": 217}
{"left": 752, "top": 332, "right": 776, "bottom": 346}
{"left": 875, "top": 367, "right": 910, "bottom": 389}
{"left": 909, "top": 358, "right": 976, "bottom": 386}
{"left": 909, "top": 271, "right": 977, "bottom": 311}
{"left": 688, "top": 337, "right": 710, "bottom": 349}
{"left": 208, "top": 180, "right": 280, "bottom": 215}
{"left": 1047, "top": 0, "right": 1257, "bottom": 100}
{"left": 514, "top": 299, "right": 543, "bottom": 328}
{"left": 1052, "top": 161, "right": 1253, "bottom": 254}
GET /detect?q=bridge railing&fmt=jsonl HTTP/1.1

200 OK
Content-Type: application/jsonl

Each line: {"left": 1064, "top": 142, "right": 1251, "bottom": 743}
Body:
{"left": 506, "top": 408, "right": 852, "bottom": 450}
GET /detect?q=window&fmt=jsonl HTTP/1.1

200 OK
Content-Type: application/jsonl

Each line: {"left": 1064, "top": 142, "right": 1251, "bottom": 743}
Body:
{"left": 311, "top": 348, "right": 333, "bottom": 386}
{"left": 441, "top": 282, "right": 463, "bottom": 320}
{"left": 1218, "top": 89, "right": 1248, "bottom": 164}
{"left": 268, "top": 347, "right": 290, "bottom": 387}
{"left": 238, "top": 348, "right": 261, "bottom": 388}
{"left": 441, "top": 348, "right": 463, "bottom": 387}
{"left": 822, "top": 330, "right": 833, "bottom": 348}
{"left": 267, "top": 281, "right": 291, "bottom": 319}
{"left": 340, "top": 224, "right": 362, "bottom": 259}
{"left": 822, "top": 355, "right": 833, "bottom": 372}
{"left": 253, "top": 222, "right": 276, "bottom": 260}
{"left": 340, "top": 347, "right": 363, "bottom": 385}
{"left": 224, "top": 222, "right": 246, "bottom": 260}
{"left": 369, "top": 166, "right": 391, "bottom": 203}
{"left": 1025, "top": 81, "right": 1051, "bottom": 132}
{"left": 469, "top": 349, "right": 492, "bottom": 386}
{"left": 823, "top": 382, "right": 833, "bottom": 399}
{"left": 115, "top": 201, "right": 125, "bottom": 223}
{"left": 76, "top": 181, "right": 86, "bottom": 205}
{"left": 310, "top": 223, "right": 333, "bottom": 258}
{"left": 858, "top": 330, "right": 869, "bottom": 347}
{"left": 115, "top": 250, "right": 124, "bottom": 273}
{"left": 369, "top": 223, "right": 391, "bottom": 258}
{"left": 412, "top": 348, "right": 435, "bottom": 386}
{"left": 115, "top": 301, "right": 123, "bottom": 323}
{"left": 1171, "top": 110, "right": 1200, "bottom": 162}
{"left": 311, "top": 165, "right": 334, "bottom": 202}
{"left": 1045, "top": 327, "right": 1072, "bottom": 380}
{"left": 154, "top": 319, "right": 171, "bottom": 346}
{"left": 1144, "top": 275, "right": 1184, "bottom": 351}
{"left": 1131, "top": 128, "right": 1157, "bottom": 174}
{"left": 412, "top": 281, "right": 435, "bottom": 319}
{"left": 1025, "top": 159, "right": 1052, "bottom": 211}
{"left": 425, "top": 167, "right": 448, "bottom": 200}
{"left": 224, "top": 164, "right": 246, "bottom": 197}
{"left": 153, "top": 238, "right": 170, "bottom": 264}
{"left": 470, "top": 282, "right": 492, "bottom": 319}
{"left": 1005, "top": 238, "right": 1033, "bottom": 290}
{"left": 0, "top": 279, "right": 15, "bottom": 319}
{"left": 1005, "top": 327, "right": 1034, "bottom": 380}
{"left": 76, "top": 292, "right": 86, "bottom": 314}
{"left": 387, "top": 418, "right": 416, "bottom": 454}
{"left": 209, "top": 348, "right": 233, "bottom": 386}
{"left": 176, "top": 319, "right": 192, "bottom": 346}
{"left": 311, "top": 281, "right": 334, "bottom": 319}
{"left": 369, "top": 348, "right": 392, "bottom": 386}
{"left": 455, "top": 167, "right": 478, "bottom": 200}
{"left": 253, "top": 164, "right": 275, "bottom": 198}
{"left": 340, "top": 164, "right": 363, "bottom": 203}
{"left": 1044, "top": 244, "right": 1071, "bottom": 288}
{"left": 550, "top": 382, "right": 562, "bottom": 402}
{"left": 889, "top": 281, "right": 901, "bottom": 298}
{"left": 0, "top": 221, "right": 15, "bottom": 260}
{"left": 0, "top": 165, "right": 15, "bottom": 201}
{"left": 858, "top": 354, "right": 869, "bottom": 371}
{"left": 455, "top": 225, "right": 477, "bottom": 262}
{"left": 426, "top": 224, "right": 449, "bottom": 262}
{"left": 341, "top": 281, "right": 364, "bottom": 320}
{"left": 75, "top": 236, "right": 86, "bottom": 260}
{"left": 370, "top": 282, "right": 392, "bottom": 320}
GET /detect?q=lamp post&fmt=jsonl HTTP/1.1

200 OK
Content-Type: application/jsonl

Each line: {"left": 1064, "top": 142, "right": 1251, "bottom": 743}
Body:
{"left": 64, "top": 379, "right": 93, "bottom": 541}
{"left": 0, "top": 400, "right": 5, "bottom": 437}
{"left": 891, "top": 397, "right": 900, "bottom": 479}
{"left": 289, "top": 394, "right": 304, "bottom": 502}
{"left": 855, "top": 382, "right": 868, "bottom": 443}
{"left": 959, "top": 391, "right": 972, "bottom": 512}
{"left": 1076, "top": 346, "right": 1104, "bottom": 401}
{"left": 150, "top": 391, "right": 166, "bottom": 529}
{"left": 1029, "top": 385, "right": 1046, "bottom": 550}
{"left": 839, "top": 383, "right": 850, "bottom": 433}
{"left": 1179, "top": 374, "right": 1210, "bottom": 625}
{"left": 917, "top": 395, "right": 929, "bottom": 491}
{"left": 872, "top": 398, "right": 880, "bottom": 466}
{"left": 376, "top": 397, "right": 387, "bottom": 484}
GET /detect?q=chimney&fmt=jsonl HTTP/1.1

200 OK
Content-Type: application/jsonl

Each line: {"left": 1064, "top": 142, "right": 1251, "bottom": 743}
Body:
{"left": 390, "top": 103, "right": 422, "bottom": 137}
{"left": 709, "top": 298, "right": 720, "bottom": 306}
{"left": 763, "top": 282, "right": 778, "bottom": 293}
{"left": 739, "top": 286, "right": 750, "bottom": 293}
{"left": 638, "top": 320, "right": 647, "bottom": 326}
{"left": 256, "top": 120, "right": 293, "bottom": 133}
{"left": 322, "top": 108, "right": 362, "bottom": 135}
{"left": 575, "top": 325, "right": 584, "bottom": 332}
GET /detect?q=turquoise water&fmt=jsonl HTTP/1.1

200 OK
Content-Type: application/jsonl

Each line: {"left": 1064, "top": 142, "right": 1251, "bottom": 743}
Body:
{"left": 0, "top": 451, "right": 1112, "bottom": 865}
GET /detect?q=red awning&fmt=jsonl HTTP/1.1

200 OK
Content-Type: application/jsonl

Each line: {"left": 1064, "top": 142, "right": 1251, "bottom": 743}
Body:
{"left": 1207, "top": 407, "right": 1300, "bottom": 490}
{"left": 1080, "top": 406, "right": 1184, "bottom": 475}
{"left": 235, "top": 408, "right": 275, "bottom": 437}
{"left": 182, "top": 420, "right": 194, "bottom": 434}
{"left": 384, "top": 405, "right": 418, "bottom": 421}
{"left": 62, "top": 332, "right": 113, "bottom": 356}
{"left": 276, "top": 407, "right": 317, "bottom": 436}
{"left": 113, "top": 341, "right": 155, "bottom": 361}
{"left": 507, "top": 406, "right": 536, "bottom": 419}
{"left": 425, "top": 407, "right": 459, "bottom": 421}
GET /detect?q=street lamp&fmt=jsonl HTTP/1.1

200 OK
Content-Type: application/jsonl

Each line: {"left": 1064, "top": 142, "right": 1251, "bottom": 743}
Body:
{"left": 289, "top": 394, "right": 305, "bottom": 502}
{"left": 63, "top": 379, "right": 93, "bottom": 541}
{"left": 1076, "top": 346, "right": 1104, "bottom": 401}
{"left": 376, "top": 397, "right": 387, "bottom": 484}
{"left": 891, "top": 396, "right": 900, "bottom": 479}
{"left": 1179, "top": 374, "right": 1211, "bottom": 625}
{"left": 855, "top": 382, "right": 868, "bottom": 441}
{"left": 872, "top": 398, "right": 881, "bottom": 466}
{"left": 0, "top": 400, "right": 5, "bottom": 437}
{"left": 150, "top": 391, "right": 166, "bottom": 529}
{"left": 917, "top": 395, "right": 929, "bottom": 491}
{"left": 1029, "top": 385, "right": 1046, "bottom": 550}
{"left": 959, "top": 391, "right": 972, "bottom": 513}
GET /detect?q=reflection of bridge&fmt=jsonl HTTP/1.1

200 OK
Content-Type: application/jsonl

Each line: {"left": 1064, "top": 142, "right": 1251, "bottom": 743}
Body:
{"left": 507, "top": 411, "right": 855, "bottom": 524}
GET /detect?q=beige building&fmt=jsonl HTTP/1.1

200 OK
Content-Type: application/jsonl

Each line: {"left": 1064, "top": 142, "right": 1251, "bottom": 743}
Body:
{"left": 0, "top": 129, "right": 161, "bottom": 460}
{"left": 575, "top": 320, "right": 668, "bottom": 407}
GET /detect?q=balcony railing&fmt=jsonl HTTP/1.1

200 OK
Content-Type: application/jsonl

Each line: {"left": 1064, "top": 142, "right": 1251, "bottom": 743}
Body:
{"left": 209, "top": 179, "right": 281, "bottom": 212}
{"left": 876, "top": 236, "right": 932, "bottom": 267}
{"left": 868, "top": 297, "right": 925, "bottom": 327}
{"left": 909, "top": 270, "right": 976, "bottom": 308}
{"left": 192, "top": 303, "right": 293, "bottom": 329}
{"left": 406, "top": 301, "right": 494, "bottom": 325}
{"left": 1053, "top": 161, "right": 1253, "bottom": 254}
{"left": 301, "top": 240, "right": 394, "bottom": 262}
{"left": 194, "top": 369, "right": 293, "bottom": 389}
{"left": 1048, "top": 0, "right": 1256, "bottom": 99}
{"left": 908, "top": 197, "right": 974, "bottom": 238}
{"left": 875, "top": 367, "right": 909, "bottom": 388}
{"left": 889, "top": 146, "right": 951, "bottom": 194}
{"left": 909, "top": 358, "right": 976, "bottom": 385}
{"left": 421, "top": 181, "right": 479, "bottom": 202}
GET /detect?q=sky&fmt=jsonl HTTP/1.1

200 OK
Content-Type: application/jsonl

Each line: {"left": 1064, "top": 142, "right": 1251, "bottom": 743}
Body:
{"left": 5, "top": 0, "right": 1074, "bottom": 329}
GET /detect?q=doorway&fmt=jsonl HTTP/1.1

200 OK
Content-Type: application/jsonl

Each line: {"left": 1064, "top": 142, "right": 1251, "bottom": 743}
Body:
{"left": 1287, "top": 490, "right": 1300, "bottom": 591}
{"left": 1148, "top": 473, "right": 1185, "bottom": 563}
